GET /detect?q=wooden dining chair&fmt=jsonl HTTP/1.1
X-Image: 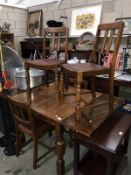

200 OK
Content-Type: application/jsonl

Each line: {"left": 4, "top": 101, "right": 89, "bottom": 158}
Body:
{"left": 8, "top": 95, "right": 54, "bottom": 169}
{"left": 88, "top": 21, "right": 124, "bottom": 106}
{"left": 42, "top": 27, "right": 69, "bottom": 86}
{"left": 42, "top": 26, "right": 69, "bottom": 61}
{"left": 61, "top": 21, "right": 124, "bottom": 120}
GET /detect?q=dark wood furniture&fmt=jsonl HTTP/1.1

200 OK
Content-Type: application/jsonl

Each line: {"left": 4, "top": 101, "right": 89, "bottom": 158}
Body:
{"left": 20, "top": 37, "right": 91, "bottom": 60}
{"left": 8, "top": 95, "right": 53, "bottom": 169}
{"left": 8, "top": 85, "right": 76, "bottom": 175}
{"left": 20, "top": 27, "right": 69, "bottom": 60}
{"left": 72, "top": 111, "right": 131, "bottom": 175}
{"left": 61, "top": 22, "right": 124, "bottom": 120}
{"left": 43, "top": 27, "right": 69, "bottom": 62}
{"left": 20, "top": 38, "right": 43, "bottom": 58}
{"left": 8, "top": 85, "right": 123, "bottom": 175}
{"left": 42, "top": 27, "right": 69, "bottom": 85}
{"left": 94, "top": 75, "right": 131, "bottom": 96}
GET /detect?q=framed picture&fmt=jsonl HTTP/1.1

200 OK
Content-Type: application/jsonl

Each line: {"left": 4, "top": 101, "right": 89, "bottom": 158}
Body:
{"left": 27, "top": 10, "right": 42, "bottom": 37}
{"left": 70, "top": 4, "right": 102, "bottom": 37}
{"left": 116, "top": 17, "right": 131, "bottom": 35}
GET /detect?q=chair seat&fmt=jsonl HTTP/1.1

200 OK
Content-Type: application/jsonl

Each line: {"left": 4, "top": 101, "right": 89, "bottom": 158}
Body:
{"left": 18, "top": 118, "right": 53, "bottom": 138}
{"left": 25, "top": 59, "right": 64, "bottom": 70}
{"left": 62, "top": 63, "right": 110, "bottom": 76}
{"left": 35, "top": 119, "right": 53, "bottom": 138}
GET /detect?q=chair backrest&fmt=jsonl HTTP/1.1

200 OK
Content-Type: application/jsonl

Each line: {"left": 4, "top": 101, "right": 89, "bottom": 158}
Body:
{"left": 42, "top": 27, "right": 69, "bottom": 62}
{"left": 90, "top": 21, "right": 124, "bottom": 73}
{"left": 8, "top": 96, "right": 35, "bottom": 135}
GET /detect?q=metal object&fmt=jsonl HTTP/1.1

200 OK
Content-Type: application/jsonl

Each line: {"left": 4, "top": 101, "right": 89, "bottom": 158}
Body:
{"left": 15, "top": 68, "right": 44, "bottom": 90}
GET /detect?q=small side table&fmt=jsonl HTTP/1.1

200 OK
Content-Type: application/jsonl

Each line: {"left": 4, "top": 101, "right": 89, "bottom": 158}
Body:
{"left": 73, "top": 111, "right": 131, "bottom": 175}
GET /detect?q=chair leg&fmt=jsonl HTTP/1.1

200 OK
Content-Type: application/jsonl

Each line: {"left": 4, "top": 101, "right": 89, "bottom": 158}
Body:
{"left": 91, "top": 76, "right": 96, "bottom": 99}
{"left": 74, "top": 138, "right": 80, "bottom": 175}
{"left": 45, "top": 71, "right": 49, "bottom": 87}
{"left": 16, "top": 129, "right": 21, "bottom": 156}
{"left": 109, "top": 73, "right": 114, "bottom": 111}
{"left": 33, "top": 137, "right": 38, "bottom": 169}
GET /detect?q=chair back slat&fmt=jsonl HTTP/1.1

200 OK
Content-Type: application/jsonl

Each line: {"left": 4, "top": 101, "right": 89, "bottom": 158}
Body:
{"left": 92, "top": 21, "right": 124, "bottom": 72}
{"left": 57, "top": 32, "right": 61, "bottom": 51}
{"left": 8, "top": 96, "right": 33, "bottom": 131}
{"left": 50, "top": 33, "right": 55, "bottom": 51}
{"left": 42, "top": 27, "right": 69, "bottom": 62}
{"left": 106, "top": 30, "right": 114, "bottom": 55}
{"left": 100, "top": 30, "right": 108, "bottom": 54}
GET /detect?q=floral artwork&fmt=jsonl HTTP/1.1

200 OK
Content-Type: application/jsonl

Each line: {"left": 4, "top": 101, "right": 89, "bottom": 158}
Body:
{"left": 70, "top": 4, "right": 102, "bottom": 36}
{"left": 76, "top": 13, "right": 95, "bottom": 30}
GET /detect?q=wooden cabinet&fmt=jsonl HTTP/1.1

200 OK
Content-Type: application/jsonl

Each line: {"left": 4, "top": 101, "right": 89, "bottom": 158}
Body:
{"left": 73, "top": 111, "right": 131, "bottom": 175}
{"left": 20, "top": 38, "right": 92, "bottom": 61}
{"left": 0, "top": 33, "right": 15, "bottom": 48}
{"left": 20, "top": 39, "right": 43, "bottom": 59}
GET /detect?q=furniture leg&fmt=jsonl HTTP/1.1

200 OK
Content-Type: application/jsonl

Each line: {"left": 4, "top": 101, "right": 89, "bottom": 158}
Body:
{"left": 91, "top": 76, "right": 96, "bottom": 99}
{"left": 55, "top": 124, "right": 65, "bottom": 175}
{"left": 58, "top": 72, "right": 64, "bottom": 103}
{"left": 76, "top": 72, "right": 82, "bottom": 120}
{"left": 45, "top": 71, "right": 49, "bottom": 87}
{"left": 74, "top": 138, "right": 80, "bottom": 175}
{"left": 106, "top": 153, "right": 113, "bottom": 175}
{"left": 55, "top": 71, "right": 59, "bottom": 90}
{"left": 16, "top": 129, "right": 21, "bottom": 156}
{"left": 124, "top": 128, "right": 130, "bottom": 155}
{"left": 109, "top": 72, "right": 114, "bottom": 111}
{"left": 33, "top": 137, "right": 38, "bottom": 169}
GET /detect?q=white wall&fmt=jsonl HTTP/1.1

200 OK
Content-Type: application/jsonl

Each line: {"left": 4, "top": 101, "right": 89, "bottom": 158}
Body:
{"left": 28, "top": 0, "right": 131, "bottom": 52}
{"left": 28, "top": 0, "right": 124, "bottom": 25}
{"left": 0, "top": 0, "right": 131, "bottom": 54}
{"left": 0, "top": 5, "right": 28, "bottom": 54}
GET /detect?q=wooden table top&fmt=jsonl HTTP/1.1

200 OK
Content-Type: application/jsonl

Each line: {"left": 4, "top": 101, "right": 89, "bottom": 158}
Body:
{"left": 10, "top": 85, "right": 123, "bottom": 136}
{"left": 63, "top": 95, "right": 123, "bottom": 137}
{"left": 9, "top": 85, "right": 76, "bottom": 123}
{"left": 73, "top": 110, "right": 131, "bottom": 153}
{"left": 11, "top": 85, "right": 101, "bottom": 123}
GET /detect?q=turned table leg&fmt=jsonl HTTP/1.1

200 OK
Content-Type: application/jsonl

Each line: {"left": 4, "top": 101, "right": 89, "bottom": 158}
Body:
{"left": 58, "top": 72, "right": 64, "bottom": 103}
{"left": 76, "top": 72, "right": 82, "bottom": 120}
{"left": 55, "top": 124, "right": 65, "bottom": 175}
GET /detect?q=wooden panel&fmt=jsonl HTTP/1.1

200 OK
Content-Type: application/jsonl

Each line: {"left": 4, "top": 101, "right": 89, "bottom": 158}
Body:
{"left": 20, "top": 40, "right": 43, "bottom": 58}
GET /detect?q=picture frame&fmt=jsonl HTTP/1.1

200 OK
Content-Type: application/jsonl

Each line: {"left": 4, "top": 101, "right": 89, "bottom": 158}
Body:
{"left": 27, "top": 10, "right": 42, "bottom": 37}
{"left": 116, "top": 17, "right": 131, "bottom": 35}
{"left": 70, "top": 4, "right": 102, "bottom": 37}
